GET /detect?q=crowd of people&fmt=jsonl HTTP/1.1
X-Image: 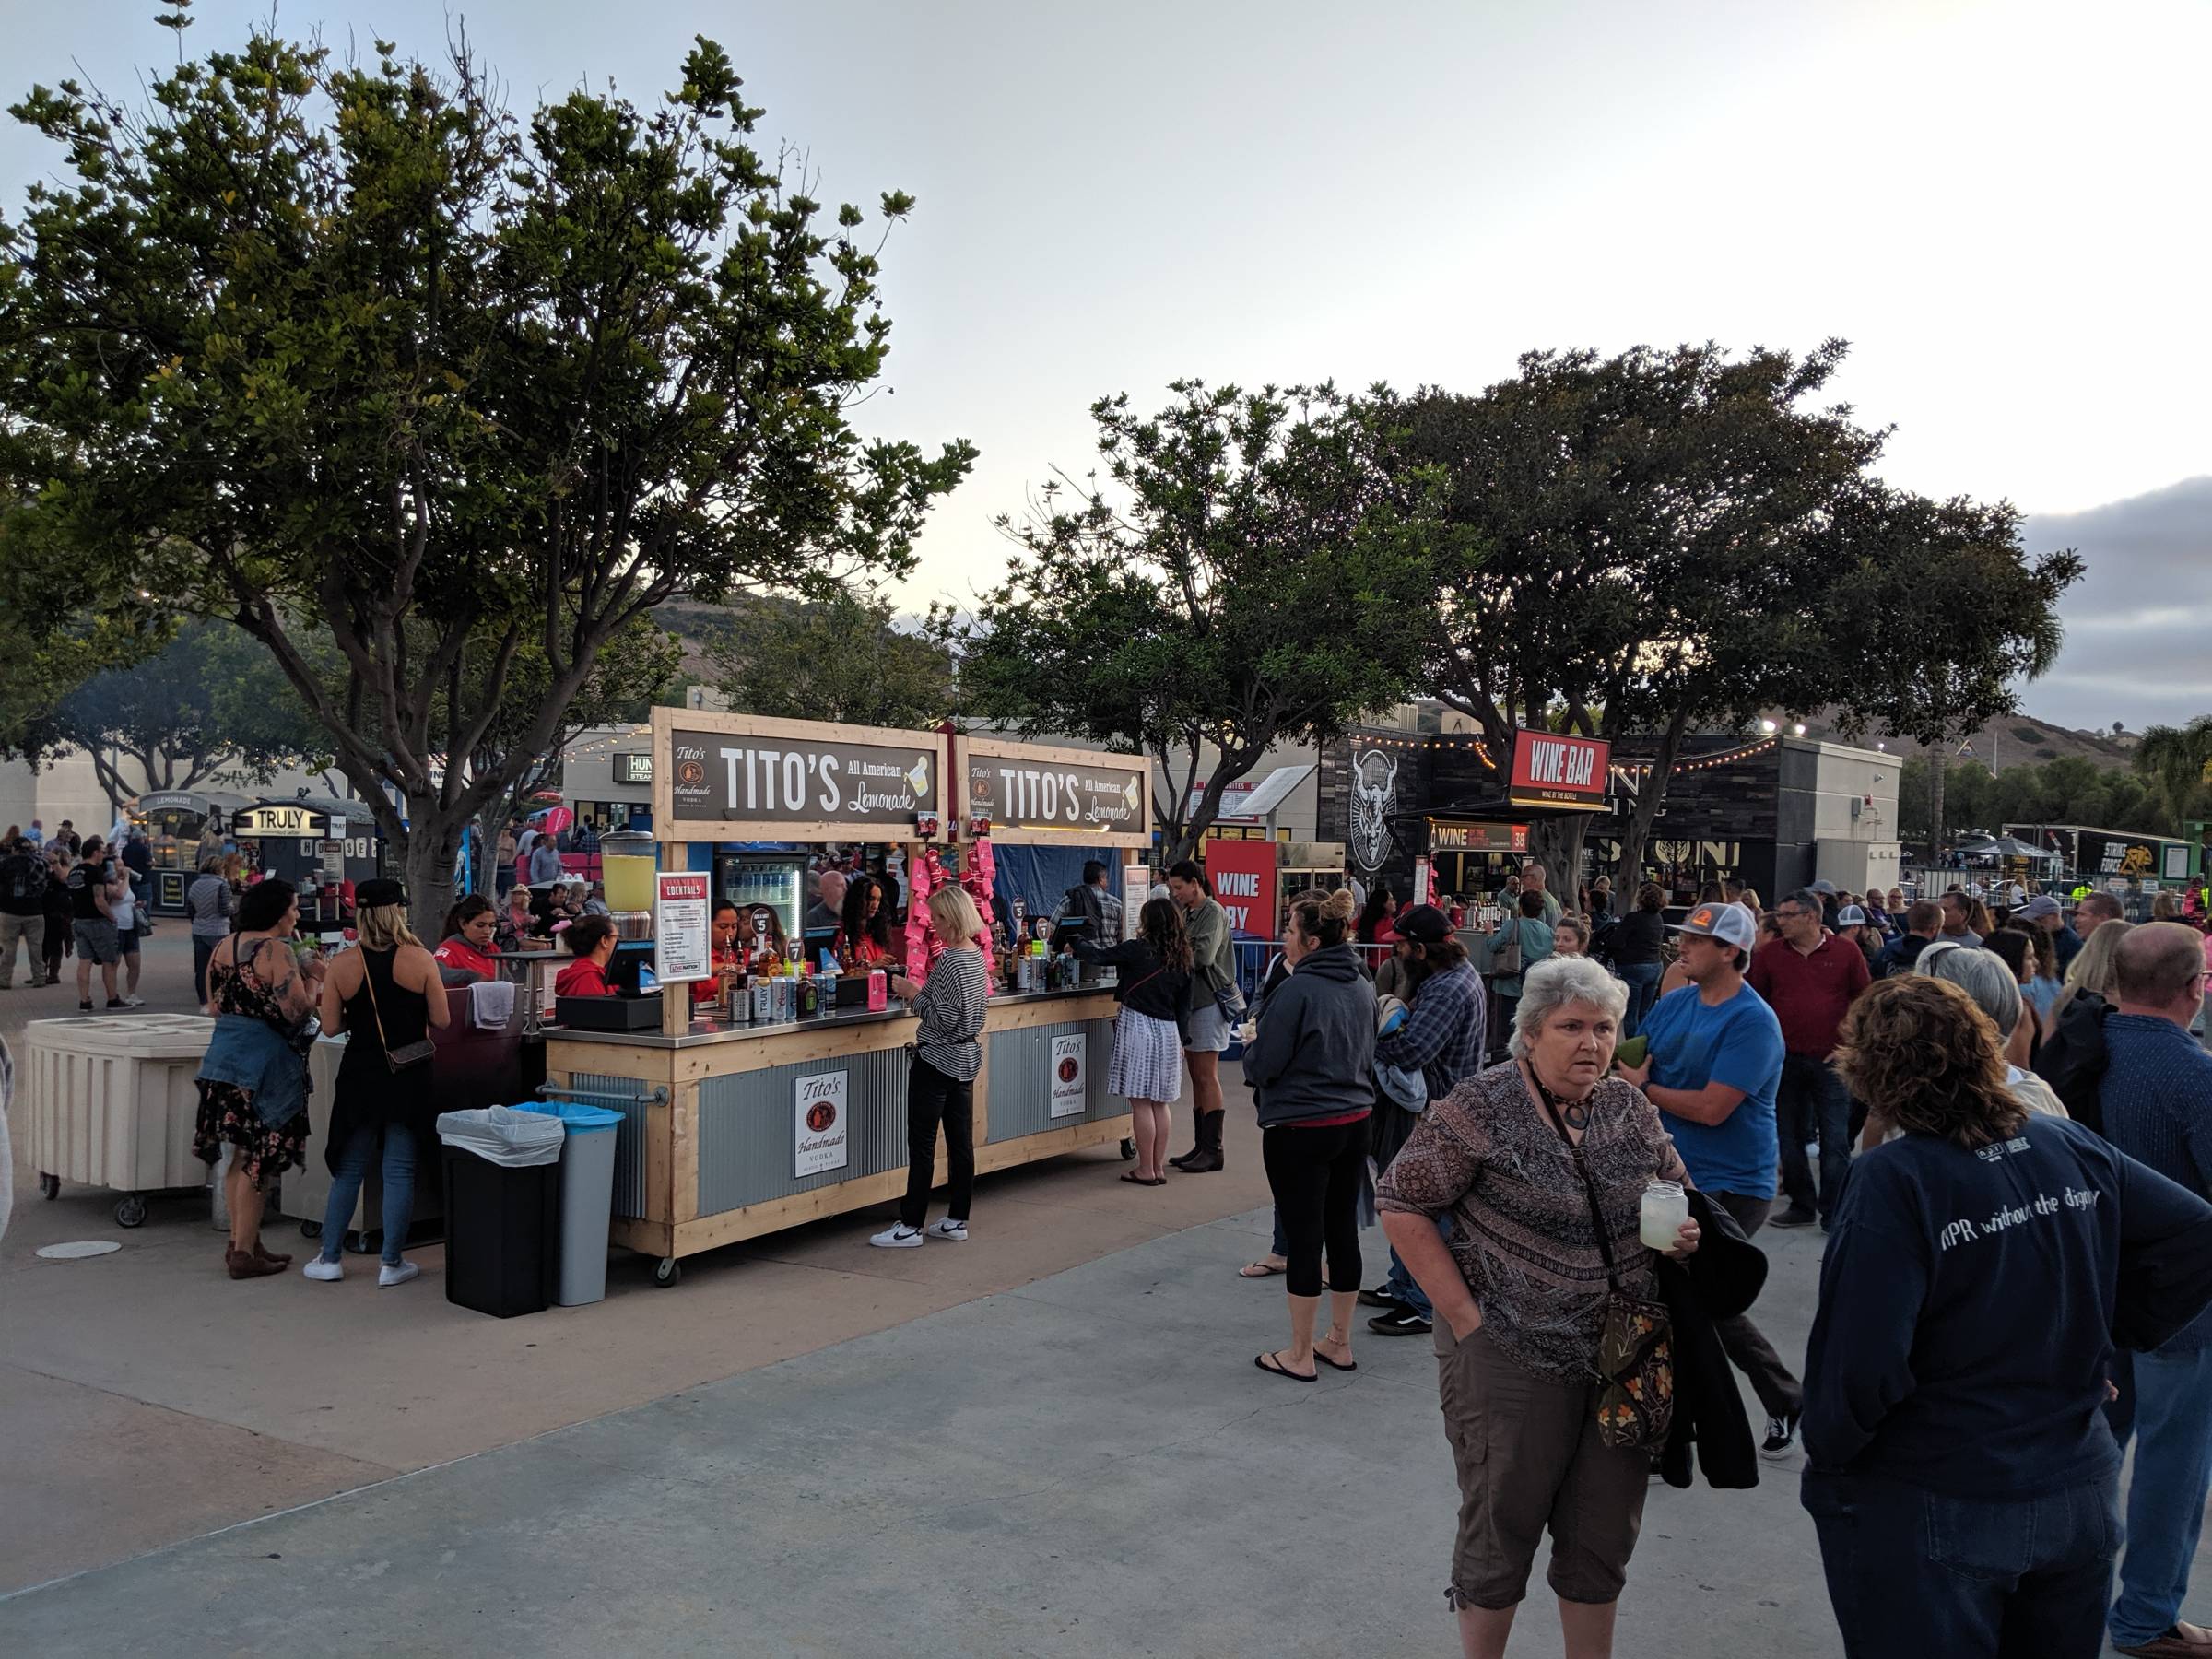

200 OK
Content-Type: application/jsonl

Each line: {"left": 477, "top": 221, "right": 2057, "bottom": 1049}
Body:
{"left": 1165, "top": 860, "right": 2212, "bottom": 1659}
{"left": 0, "top": 824, "right": 155, "bottom": 1007}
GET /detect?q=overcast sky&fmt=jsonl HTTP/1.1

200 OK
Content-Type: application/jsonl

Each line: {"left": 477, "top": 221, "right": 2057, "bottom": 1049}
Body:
{"left": 5, "top": 0, "right": 2204, "bottom": 731}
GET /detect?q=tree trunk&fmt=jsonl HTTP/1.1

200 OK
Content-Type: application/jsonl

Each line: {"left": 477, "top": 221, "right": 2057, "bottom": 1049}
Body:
{"left": 1928, "top": 753, "right": 1947, "bottom": 867}
{"left": 398, "top": 798, "right": 467, "bottom": 937}
{"left": 1610, "top": 707, "right": 1691, "bottom": 903}
{"left": 1526, "top": 815, "right": 1589, "bottom": 914}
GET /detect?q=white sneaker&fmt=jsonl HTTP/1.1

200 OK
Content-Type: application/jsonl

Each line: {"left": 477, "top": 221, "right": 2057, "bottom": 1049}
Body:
{"left": 377, "top": 1260, "right": 420, "bottom": 1288}
{"left": 868, "top": 1224, "right": 924, "bottom": 1249}
{"left": 925, "top": 1218, "right": 969, "bottom": 1242}
{"left": 120, "top": 994, "right": 146, "bottom": 1007}
{"left": 302, "top": 1257, "right": 344, "bottom": 1282}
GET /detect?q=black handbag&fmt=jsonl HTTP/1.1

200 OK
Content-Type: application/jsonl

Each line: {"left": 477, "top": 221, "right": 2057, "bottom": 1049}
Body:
{"left": 362, "top": 953, "right": 436, "bottom": 1072}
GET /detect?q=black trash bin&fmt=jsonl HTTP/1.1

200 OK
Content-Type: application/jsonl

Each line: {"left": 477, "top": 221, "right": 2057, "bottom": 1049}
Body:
{"left": 441, "top": 1147, "right": 561, "bottom": 1317}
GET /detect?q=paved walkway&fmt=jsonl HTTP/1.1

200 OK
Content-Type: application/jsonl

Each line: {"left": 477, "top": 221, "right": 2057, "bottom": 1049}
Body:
{"left": 10, "top": 1201, "right": 1845, "bottom": 1658}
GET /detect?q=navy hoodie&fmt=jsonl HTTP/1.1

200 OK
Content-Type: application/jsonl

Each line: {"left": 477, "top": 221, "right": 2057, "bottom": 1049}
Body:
{"left": 1241, "top": 943, "right": 1376, "bottom": 1128}
{"left": 1803, "top": 1114, "right": 2212, "bottom": 1497}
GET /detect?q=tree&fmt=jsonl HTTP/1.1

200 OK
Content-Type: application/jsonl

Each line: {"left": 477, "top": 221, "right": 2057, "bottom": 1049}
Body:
{"left": 7, "top": 618, "right": 331, "bottom": 809}
{"left": 1395, "top": 343, "right": 2081, "bottom": 897}
{"left": 0, "top": 13, "right": 974, "bottom": 919}
{"left": 0, "top": 494, "right": 171, "bottom": 753}
{"left": 958, "top": 381, "right": 1446, "bottom": 863}
{"left": 2136, "top": 715, "right": 2212, "bottom": 825}
{"left": 1900, "top": 753, "right": 2175, "bottom": 843}
{"left": 708, "top": 588, "right": 955, "bottom": 728}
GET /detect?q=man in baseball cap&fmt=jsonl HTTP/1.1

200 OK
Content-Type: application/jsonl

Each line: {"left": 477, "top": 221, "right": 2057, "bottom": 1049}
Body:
{"left": 1615, "top": 894, "right": 1799, "bottom": 1454}
{"left": 2023, "top": 892, "right": 2084, "bottom": 976}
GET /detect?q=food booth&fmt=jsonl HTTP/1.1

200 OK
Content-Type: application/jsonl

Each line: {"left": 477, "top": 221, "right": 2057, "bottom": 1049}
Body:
{"left": 540, "top": 712, "right": 1152, "bottom": 1287}
{"left": 228, "top": 796, "right": 382, "bottom": 930}
{"left": 132, "top": 789, "right": 253, "bottom": 914}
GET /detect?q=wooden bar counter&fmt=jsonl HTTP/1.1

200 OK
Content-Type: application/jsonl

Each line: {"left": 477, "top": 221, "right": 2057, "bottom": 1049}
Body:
{"left": 543, "top": 986, "right": 1127, "bottom": 1286}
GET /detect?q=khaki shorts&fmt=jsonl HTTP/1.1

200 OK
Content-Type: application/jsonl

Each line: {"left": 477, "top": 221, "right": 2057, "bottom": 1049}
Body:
{"left": 1432, "top": 1324, "right": 1649, "bottom": 1609}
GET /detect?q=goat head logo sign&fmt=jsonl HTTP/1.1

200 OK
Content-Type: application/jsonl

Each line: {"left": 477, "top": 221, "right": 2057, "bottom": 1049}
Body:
{"left": 1350, "top": 748, "right": 1400, "bottom": 872}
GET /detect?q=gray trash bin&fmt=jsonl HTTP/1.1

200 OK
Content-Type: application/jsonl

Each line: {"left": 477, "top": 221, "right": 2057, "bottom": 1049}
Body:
{"left": 519, "top": 1101, "right": 622, "bottom": 1306}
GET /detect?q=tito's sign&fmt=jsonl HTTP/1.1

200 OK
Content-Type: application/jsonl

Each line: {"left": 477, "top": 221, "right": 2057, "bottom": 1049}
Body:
{"left": 1509, "top": 730, "right": 1611, "bottom": 812}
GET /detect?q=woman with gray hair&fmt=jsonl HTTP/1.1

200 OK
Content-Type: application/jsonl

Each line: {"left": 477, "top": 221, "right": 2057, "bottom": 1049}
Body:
{"left": 1379, "top": 956, "right": 1700, "bottom": 1657}
{"left": 1901, "top": 940, "right": 2067, "bottom": 1124}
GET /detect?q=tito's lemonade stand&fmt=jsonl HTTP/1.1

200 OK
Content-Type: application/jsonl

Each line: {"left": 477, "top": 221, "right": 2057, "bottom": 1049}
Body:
{"left": 540, "top": 710, "right": 1151, "bottom": 1286}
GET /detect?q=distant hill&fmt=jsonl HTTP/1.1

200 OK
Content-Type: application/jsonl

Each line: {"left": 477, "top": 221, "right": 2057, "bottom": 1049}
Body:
{"left": 1789, "top": 709, "right": 2140, "bottom": 772}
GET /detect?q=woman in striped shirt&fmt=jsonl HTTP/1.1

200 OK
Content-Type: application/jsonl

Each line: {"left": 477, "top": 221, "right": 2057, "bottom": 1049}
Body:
{"left": 873, "top": 886, "right": 991, "bottom": 1249}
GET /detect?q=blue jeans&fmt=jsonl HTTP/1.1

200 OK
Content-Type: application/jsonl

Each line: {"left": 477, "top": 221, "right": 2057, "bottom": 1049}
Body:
{"left": 1618, "top": 960, "right": 1662, "bottom": 1039}
{"left": 318, "top": 1120, "right": 418, "bottom": 1267}
{"left": 1778, "top": 1053, "right": 1853, "bottom": 1221}
{"left": 1803, "top": 1469, "right": 2118, "bottom": 1658}
{"left": 2111, "top": 1343, "right": 2212, "bottom": 1645}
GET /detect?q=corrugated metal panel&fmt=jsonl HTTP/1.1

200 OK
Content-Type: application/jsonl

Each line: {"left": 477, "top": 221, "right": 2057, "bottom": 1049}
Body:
{"left": 986, "top": 1017, "right": 1119, "bottom": 1142}
{"left": 696, "top": 1045, "right": 914, "bottom": 1218}
{"left": 566, "top": 1072, "right": 650, "bottom": 1219}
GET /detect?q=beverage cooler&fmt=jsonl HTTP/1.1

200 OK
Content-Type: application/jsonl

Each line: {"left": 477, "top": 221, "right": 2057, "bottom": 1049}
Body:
{"left": 712, "top": 850, "right": 807, "bottom": 948}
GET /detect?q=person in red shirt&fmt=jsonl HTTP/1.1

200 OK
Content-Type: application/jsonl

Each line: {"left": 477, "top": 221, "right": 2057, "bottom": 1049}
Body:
{"left": 432, "top": 894, "right": 503, "bottom": 983}
{"left": 555, "top": 916, "right": 618, "bottom": 998}
{"left": 834, "top": 874, "right": 896, "bottom": 971}
{"left": 1749, "top": 887, "right": 1871, "bottom": 1229}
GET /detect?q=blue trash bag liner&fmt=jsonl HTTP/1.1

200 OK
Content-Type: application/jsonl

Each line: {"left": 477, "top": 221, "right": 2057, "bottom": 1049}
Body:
{"left": 518, "top": 1100, "right": 624, "bottom": 1135}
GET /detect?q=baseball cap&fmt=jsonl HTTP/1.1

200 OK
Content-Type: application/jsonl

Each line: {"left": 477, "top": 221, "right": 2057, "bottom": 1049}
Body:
{"left": 1810, "top": 878, "right": 1839, "bottom": 897}
{"left": 1393, "top": 903, "right": 1454, "bottom": 945}
{"left": 355, "top": 877, "right": 408, "bottom": 909}
{"left": 1837, "top": 904, "right": 1866, "bottom": 925}
{"left": 1671, "top": 902, "right": 1757, "bottom": 953}
{"left": 2024, "top": 895, "right": 2062, "bottom": 920}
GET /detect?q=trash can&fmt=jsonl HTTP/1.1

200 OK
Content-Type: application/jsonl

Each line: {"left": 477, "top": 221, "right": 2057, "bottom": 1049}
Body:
{"left": 518, "top": 1100, "right": 622, "bottom": 1307}
{"left": 437, "top": 1106, "right": 565, "bottom": 1318}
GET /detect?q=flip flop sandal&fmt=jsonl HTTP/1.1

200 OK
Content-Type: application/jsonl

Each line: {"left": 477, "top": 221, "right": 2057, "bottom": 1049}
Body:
{"left": 1237, "top": 1261, "right": 1287, "bottom": 1278}
{"left": 1254, "top": 1351, "right": 1317, "bottom": 1382}
{"left": 1313, "top": 1348, "right": 1358, "bottom": 1372}
{"left": 1120, "top": 1171, "right": 1153, "bottom": 1185}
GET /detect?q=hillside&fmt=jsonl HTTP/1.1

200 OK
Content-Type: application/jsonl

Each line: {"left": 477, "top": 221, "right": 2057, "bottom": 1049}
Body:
{"left": 1789, "top": 708, "right": 2140, "bottom": 772}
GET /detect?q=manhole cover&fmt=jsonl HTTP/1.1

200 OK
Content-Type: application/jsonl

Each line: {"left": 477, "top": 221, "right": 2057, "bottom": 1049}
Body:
{"left": 36, "top": 1241, "right": 123, "bottom": 1260}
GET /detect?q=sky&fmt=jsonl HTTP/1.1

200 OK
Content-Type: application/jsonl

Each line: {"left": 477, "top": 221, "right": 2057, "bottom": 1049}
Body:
{"left": 4, "top": 0, "right": 2205, "bottom": 731}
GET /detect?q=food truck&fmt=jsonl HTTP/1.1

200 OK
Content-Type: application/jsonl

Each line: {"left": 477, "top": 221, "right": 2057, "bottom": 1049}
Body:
{"left": 131, "top": 789, "right": 253, "bottom": 914}
{"left": 227, "top": 796, "right": 383, "bottom": 929}
{"left": 539, "top": 711, "right": 1152, "bottom": 1287}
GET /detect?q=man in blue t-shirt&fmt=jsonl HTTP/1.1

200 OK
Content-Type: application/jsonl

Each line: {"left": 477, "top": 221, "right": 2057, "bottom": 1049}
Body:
{"left": 1616, "top": 900, "right": 1798, "bottom": 1453}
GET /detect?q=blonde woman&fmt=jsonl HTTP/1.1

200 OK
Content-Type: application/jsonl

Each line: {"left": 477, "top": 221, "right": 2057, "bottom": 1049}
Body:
{"left": 306, "top": 878, "right": 451, "bottom": 1287}
{"left": 875, "top": 886, "right": 991, "bottom": 1248}
{"left": 2033, "top": 919, "right": 2133, "bottom": 1131}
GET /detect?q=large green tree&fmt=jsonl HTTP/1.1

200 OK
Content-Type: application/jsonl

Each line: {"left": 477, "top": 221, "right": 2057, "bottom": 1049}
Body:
{"left": 2136, "top": 715, "right": 2212, "bottom": 827}
{"left": 1395, "top": 343, "right": 2081, "bottom": 899}
{"left": 7, "top": 618, "right": 332, "bottom": 809}
{"left": 0, "top": 12, "right": 973, "bottom": 917}
{"left": 959, "top": 381, "right": 1447, "bottom": 863}
{"left": 708, "top": 587, "right": 955, "bottom": 729}
{"left": 1901, "top": 753, "right": 2172, "bottom": 843}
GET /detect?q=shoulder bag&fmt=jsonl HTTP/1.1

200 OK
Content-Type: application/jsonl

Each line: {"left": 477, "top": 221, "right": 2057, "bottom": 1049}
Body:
{"left": 363, "top": 952, "right": 437, "bottom": 1072}
{"left": 1534, "top": 1071, "right": 1674, "bottom": 1450}
{"left": 1492, "top": 919, "right": 1523, "bottom": 978}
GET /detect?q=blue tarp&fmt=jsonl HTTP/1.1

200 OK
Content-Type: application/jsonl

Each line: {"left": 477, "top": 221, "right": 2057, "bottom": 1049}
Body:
{"left": 989, "top": 845, "right": 1122, "bottom": 931}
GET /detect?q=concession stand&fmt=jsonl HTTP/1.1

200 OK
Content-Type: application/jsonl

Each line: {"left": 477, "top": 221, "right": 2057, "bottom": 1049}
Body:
{"left": 228, "top": 796, "right": 382, "bottom": 927}
{"left": 539, "top": 711, "right": 1152, "bottom": 1287}
{"left": 132, "top": 789, "right": 253, "bottom": 914}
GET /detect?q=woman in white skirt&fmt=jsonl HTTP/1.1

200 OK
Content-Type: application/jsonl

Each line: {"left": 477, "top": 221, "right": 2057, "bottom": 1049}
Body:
{"left": 1074, "top": 898, "right": 1194, "bottom": 1183}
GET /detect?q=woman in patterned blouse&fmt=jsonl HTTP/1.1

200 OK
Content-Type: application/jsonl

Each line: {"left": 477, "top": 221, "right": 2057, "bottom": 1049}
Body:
{"left": 1379, "top": 955, "right": 1700, "bottom": 1659}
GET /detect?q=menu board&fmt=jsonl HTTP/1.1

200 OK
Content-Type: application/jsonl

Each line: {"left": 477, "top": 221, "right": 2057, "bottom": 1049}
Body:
{"left": 657, "top": 711, "right": 945, "bottom": 837}
{"left": 963, "top": 740, "right": 1150, "bottom": 846}
{"left": 654, "top": 872, "right": 712, "bottom": 983}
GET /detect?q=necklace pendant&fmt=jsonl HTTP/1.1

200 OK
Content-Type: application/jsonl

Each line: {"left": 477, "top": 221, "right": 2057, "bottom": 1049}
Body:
{"left": 1561, "top": 1100, "right": 1590, "bottom": 1131}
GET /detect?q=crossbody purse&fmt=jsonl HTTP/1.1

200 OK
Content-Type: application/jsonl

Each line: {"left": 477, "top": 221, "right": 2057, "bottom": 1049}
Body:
{"left": 1532, "top": 1070, "right": 1675, "bottom": 1450}
{"left": 363, "top": 954, "right": 437, "bottom": 1072}
{"left": 1492, "top": 919, "right": 1523, "bottom": 977}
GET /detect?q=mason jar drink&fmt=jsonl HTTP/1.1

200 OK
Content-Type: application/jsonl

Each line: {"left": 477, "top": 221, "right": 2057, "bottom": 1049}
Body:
{"left": 1639, "top": 1179, "right": 1688, "bottom": 1251}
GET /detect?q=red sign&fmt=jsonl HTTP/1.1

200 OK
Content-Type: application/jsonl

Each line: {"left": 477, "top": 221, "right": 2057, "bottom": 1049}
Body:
{"left": 1205, "top": 840, "right": 1278, "bottom": 937}
{"left": 1510, "top": 730, "right": 1611, "bottom": 811}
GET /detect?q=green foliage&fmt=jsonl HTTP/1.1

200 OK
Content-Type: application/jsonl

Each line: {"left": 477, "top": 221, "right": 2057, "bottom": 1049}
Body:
{"left": 709, "top": 588, "right": 955, "bottom": 730}
{"left": 2135, "top": 716, "right": 2212, "bottom": 825}
{"left": 958, "top": 382, "right": 1449, "bottom": 859}
{"left": 1395, "top": 342, "right": 2081, "bottom": 889}
{"left": 6, "top": 619, "right": 332, "bottom": 806}
{"left": 1900, "top": 754, "right": 2177, "bottom": 841}
{"left": 0, "top": 20, "right": 972, "bottom": 915}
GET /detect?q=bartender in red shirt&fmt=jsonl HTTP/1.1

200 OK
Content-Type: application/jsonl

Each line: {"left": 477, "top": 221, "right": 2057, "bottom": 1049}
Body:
{"left": 1748, "top": 886, "right": 1871, "bottom": 1230}
{"left": 556, "top": 916, "right": 618, "bottom": 998}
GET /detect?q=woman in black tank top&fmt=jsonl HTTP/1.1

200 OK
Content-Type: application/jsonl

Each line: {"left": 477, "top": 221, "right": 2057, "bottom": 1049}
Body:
{"left": 307, "top": 880, "right": 451, "bottom": 1288}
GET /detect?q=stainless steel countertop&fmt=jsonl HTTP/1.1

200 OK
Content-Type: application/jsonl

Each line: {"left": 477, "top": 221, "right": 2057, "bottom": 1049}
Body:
{"left": 543, "top": 983, "right": 1118, "bottom": 1050}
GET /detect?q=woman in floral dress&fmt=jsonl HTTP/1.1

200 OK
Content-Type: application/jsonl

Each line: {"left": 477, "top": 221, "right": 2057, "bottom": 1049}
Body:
{"left": 194, "top": 877, "right": 324, "bottom": 1279}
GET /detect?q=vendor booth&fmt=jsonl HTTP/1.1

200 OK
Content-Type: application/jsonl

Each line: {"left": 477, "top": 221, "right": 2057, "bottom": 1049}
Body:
{"left": 132, "top": 789, "right": 252, "bottom": 914}
{"left": 539, "top": 712, "right": 1153, "bottom": 1286}
{"left": 228, "top": 796, "right": 382, "bottom": 930}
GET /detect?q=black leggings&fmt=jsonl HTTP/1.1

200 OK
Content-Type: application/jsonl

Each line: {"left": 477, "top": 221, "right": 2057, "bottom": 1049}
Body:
{"left": 1261, "top": 1118, "right": 1368, "bottom": 1298}
{"left": 900, "top": 1055, "right": 975, "bottom": 1229}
